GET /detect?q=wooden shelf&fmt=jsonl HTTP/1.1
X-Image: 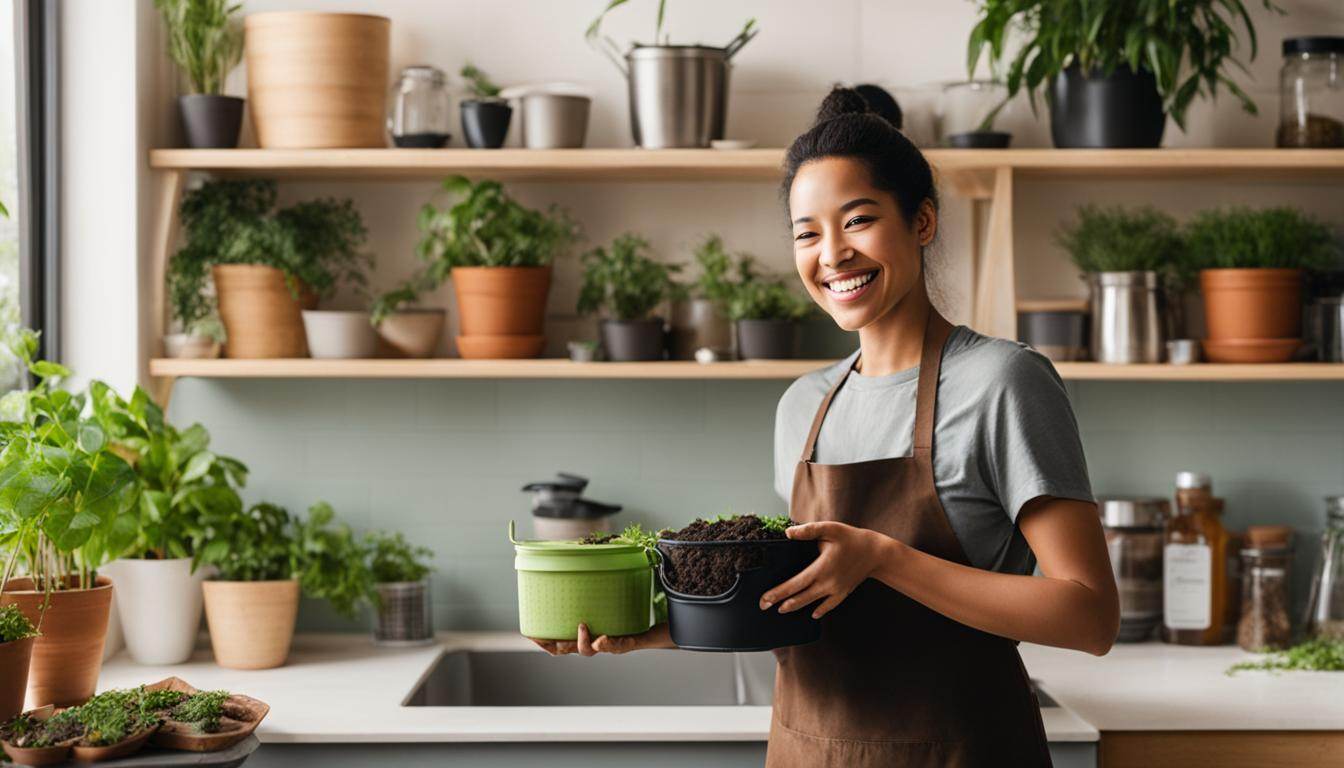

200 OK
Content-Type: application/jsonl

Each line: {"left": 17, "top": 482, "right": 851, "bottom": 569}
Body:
{"left": 149, "top": 358, "right": 1344, "bottom": 382}
{"left": 147, "top": 148, "right": 1344, "bottom": 183}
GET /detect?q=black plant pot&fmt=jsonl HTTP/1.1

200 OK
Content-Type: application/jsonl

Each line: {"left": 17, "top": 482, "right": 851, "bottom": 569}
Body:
{"left": 600, "top": 318, "right": 666, "bottom": 361}
{"left": 179, "top": 94, "right": 244, "bottom": 149}
{"left": 657, "top": 538, "right": 821, "bottom": 652}
{"left": 461, "top": 100, "right": 512, "bottom": 149}
{"left": 946, "top": 130, "right": 1012, "bottom": 149}
{"left": 1049, "top": 64, "right": 1165, "bottom": 148}
{"left": 737, "top": 319, "right": 799, "bottom": 360}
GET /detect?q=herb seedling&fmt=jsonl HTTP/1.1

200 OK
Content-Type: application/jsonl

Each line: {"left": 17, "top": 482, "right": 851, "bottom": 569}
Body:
{"left": 171, "top": 690, "right": 230, "bottom": 733}
{"left": 0, "top": 605, "right": 38, "bottom": 643}
{"left": 1227, "top": 637, "right": 1344, "bottom": 675}
{"left": 460, "top": 63, "right": 502, "bottom": 100}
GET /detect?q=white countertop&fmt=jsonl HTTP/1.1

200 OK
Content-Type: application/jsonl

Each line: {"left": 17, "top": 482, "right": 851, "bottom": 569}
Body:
{"left": 97, "top": 633, "right": 1342, "bottom": 745}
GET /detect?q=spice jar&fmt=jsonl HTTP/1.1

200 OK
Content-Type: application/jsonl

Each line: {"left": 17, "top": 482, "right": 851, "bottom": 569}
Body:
{"left": 1237, "top": 525, "right": 1294, "bottom": 651}
{"left": 1304, "top": 496, "right": 1344, "bottom": 640}
{"left": 1100, "top": 497, "right": 1168, "bottom": 642}
{"left": 1162, "top": 472, "right": 1232, "bottom": 645}
{"left": 1278, "top": 37, "right": 1344, "bottom": 148}
{"left": 388, "top": 65, "right": 452, "bottom": 148}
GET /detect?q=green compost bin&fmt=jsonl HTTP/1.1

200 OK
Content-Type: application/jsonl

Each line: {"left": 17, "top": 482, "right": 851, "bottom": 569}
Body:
{"left": 512, "top": 524, "right": 654, "bottom": 640}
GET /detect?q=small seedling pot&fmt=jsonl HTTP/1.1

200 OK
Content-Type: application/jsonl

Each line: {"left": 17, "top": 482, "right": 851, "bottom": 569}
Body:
{"left": 461, "top": 99, "right": 512, "bottom": 148}
{"left": 600, "top": 318, "right": 666, "bottom": 361}
{"left": 0, "top": 636, "right": 34, "bottom": 723}
{"left": 657, "top": 538, "right": 821, "bottom": 652}
{"left": 2, "top": 706, "right": 77, "bottom": 766}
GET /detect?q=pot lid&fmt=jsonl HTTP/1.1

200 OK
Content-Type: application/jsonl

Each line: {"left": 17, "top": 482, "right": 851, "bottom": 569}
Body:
{"left": 533, "top": 498, "right": 622, "bottom": 519}
{"left": 1283, "top": 37, "right": 1344, "bottom": 56}
{"left": 1098, "top": 496, "right": 1169, "bottom": 528}
{"left": 521, "top": 472, "right": 589, "bottom": 493}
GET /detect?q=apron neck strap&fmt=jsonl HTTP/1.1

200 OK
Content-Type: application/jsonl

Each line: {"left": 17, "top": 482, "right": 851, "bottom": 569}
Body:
{"left": 799, "top": 310, "right": 954, "bottom": 463}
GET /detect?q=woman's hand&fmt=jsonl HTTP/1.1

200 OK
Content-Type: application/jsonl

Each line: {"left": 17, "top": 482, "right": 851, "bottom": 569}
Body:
{"left": 760, "top": 521, "right": 892, "bottom": 619}
{"left": 530, "top": 622, "right": 675, "bottom": 656}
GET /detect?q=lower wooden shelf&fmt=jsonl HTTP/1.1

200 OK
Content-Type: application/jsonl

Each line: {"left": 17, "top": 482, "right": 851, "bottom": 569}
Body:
{"left": 148, "top": 358, "right": 1344, "bottom": 381}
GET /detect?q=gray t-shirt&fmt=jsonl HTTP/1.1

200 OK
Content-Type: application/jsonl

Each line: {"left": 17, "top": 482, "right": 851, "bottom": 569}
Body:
{"left": 773, "top": 326, "right": 1093, "bottom": 575}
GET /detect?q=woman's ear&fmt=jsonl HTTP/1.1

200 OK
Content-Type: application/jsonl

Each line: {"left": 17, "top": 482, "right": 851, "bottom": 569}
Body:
{"left": 915, "top": 199, "right": 938, "bottom": 247}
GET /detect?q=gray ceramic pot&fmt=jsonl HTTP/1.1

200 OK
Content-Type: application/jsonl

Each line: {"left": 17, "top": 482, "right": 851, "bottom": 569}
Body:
{"left": 736, "top": 319, "right": 799, "bottom": 360}
{"left": 600, "top": 318, "right": 666, "bottom": 361}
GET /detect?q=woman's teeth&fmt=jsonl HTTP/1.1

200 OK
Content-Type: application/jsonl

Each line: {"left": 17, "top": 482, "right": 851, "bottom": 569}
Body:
{"left": 825, "top": 271, "right": 876, "bottom": 294}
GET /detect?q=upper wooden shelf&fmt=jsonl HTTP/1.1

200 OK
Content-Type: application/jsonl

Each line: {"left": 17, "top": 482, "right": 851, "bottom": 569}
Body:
{"left": 147, "top": 148, "right": 1344, "bottom": 183}
{"left": 149, "top": 357, "right": 1344, "bottom": 382}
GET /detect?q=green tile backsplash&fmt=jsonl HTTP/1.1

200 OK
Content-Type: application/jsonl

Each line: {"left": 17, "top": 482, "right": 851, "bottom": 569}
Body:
{"left": 168, "top": 376, "right": 1343, "bottom": 632}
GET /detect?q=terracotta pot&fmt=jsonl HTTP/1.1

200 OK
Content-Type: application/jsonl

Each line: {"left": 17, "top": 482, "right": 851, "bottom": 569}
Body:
{"left": 375, "top": 309, "right": 445, "bottom": 358}
{"left": 453, "top": 266, "right": 550, "bottom": 335}
{"left": 456, "top": 334, "right": 545, "bottom": 359}
{"left": 244, "top": 13, "right": 390, "bottom": 148}
{"left": 0, "top": 636, "right": 34, "bottom": 722}
{"left": 213, "top": 265, "right": 317, "bottom": 358}
{"left": 1201, "top": 268, "right": 1303, "bottom": 341}
{"left": 202, "top": 580, "right": 300, "bottom": 670}
{"left": 0, "top": 576, "right": 112, "bottom": 707}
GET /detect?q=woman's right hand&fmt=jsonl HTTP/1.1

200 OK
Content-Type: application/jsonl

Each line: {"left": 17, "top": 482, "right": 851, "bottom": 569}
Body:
{"left": 530, "top": 622, "right": 675, "bottom": 656}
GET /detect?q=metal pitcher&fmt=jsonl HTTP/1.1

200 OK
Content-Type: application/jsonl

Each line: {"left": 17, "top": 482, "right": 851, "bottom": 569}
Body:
{"left": 1089, "top": 271, "right": 1165, "bottom": 363}
{"left": 597, "top": 44, "right": 730, "bottom": 148}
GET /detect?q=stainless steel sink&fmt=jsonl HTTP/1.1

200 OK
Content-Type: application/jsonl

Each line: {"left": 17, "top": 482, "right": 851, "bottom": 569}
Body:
{"left": 404, "top": 649, "right": 1057, "bottom": 708}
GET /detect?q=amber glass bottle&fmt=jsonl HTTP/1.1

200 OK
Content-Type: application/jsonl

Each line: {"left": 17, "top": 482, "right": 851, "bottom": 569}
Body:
{"left": 1161, "top": 472, "right": 1231, "bottom": 645}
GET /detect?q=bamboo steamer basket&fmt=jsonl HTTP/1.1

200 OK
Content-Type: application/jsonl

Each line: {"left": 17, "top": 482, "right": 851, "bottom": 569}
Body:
{"left": 244, "top": 12, "right": 390, "bottom": 148}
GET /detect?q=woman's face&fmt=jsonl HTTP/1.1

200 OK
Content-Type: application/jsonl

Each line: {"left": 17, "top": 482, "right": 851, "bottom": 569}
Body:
{"left": 788, "top": 157, "right": 936, "bottom": 332}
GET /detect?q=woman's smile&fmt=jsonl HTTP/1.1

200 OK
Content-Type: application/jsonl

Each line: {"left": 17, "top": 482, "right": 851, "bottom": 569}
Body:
{"left": 820, "top": 268, "right": 880, "bottom": 302}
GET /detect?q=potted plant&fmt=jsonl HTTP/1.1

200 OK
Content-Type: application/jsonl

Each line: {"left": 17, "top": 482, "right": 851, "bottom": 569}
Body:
{"left": 89, "top": 382, "right": 248, "bottom": 665}
{"left": 727, "top": 276, "right": 813, "bottom": 360}
{"left": 365, "top": 531, "right": 435, "bottom": 645}
{"left": 460, "top": 63, "right": 511, "bottom": 149}
{"left": 1183, "top": 207, "right": 1340, "bottom": 363}
{"left": 967, "top": 0, "right": 1274, "bottom": 148}
{"left": 196, "top": 501, "right": 370, "bottom": 670}
{"left": 369, "top": 273, "right": 447, "bottom": 359}
{"left": 0, "top": 605, "right": 37, "bottom": 723}
{"left": 669, "top": 235, "right": 754, "bottom": 359}
{"left": 1056, "top": 205, "right": 1184, "bottom": 363}
{"left": 375, "top": 176, "right": 579, "bottom": 359}
{"left": 587, "top": 2, "right": 758, "bottom": 148}
{"left": 0, "top": 337, "right": 139, "bottom": 707}
{"left": 577, "top": 233, "right": 681, "bottom": 361}
{"left": 169, "top": 179, "right": 370, "bottom": 358}
{"left": 155, "top": 0, "right": 245, "bottom": 149}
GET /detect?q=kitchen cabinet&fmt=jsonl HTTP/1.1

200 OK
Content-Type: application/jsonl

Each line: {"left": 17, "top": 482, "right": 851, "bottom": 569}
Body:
{"left": 1100, "top": 731, "right": 1344, "bottom": 768}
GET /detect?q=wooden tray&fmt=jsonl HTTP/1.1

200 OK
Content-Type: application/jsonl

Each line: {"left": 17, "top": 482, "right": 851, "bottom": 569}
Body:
{"left": 143, "top": 678, "right": 269, "bottom": 753}
{"left": 71, "top": 726, "right": 159, "bottom": 762}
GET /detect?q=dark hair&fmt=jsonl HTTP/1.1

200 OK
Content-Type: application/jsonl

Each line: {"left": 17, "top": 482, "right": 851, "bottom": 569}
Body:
{"left": 783, "top": 87, "right": 938, "bottom": 225}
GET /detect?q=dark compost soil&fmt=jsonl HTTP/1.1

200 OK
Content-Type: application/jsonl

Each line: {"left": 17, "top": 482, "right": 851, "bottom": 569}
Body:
{"left": 578, "top": 532, "right": 618, "bottom": 544}
{"left": 659, "top": 516, "right": 793, "bottom": 597}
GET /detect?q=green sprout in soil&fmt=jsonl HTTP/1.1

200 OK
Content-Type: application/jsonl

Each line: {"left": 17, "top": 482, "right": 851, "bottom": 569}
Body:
{"left": 1227, "top": 638, "right": 1344, "bottom": 675}
{"left": 140, "top": 689, "right": 187, "bottom": 717}
{"left": 171, "top": 690, "right": 230, "bottom": 733}
{"left": 759, "top": 515, "right": 792, "bottom": 533}
{"left": 68, "top": 689, "right": 147, "bottom": 747}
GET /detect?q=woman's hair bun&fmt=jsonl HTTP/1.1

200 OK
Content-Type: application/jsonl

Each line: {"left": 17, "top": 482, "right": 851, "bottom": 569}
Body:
{"left": 815, "top": 87, "right": 871, "bottom": 124}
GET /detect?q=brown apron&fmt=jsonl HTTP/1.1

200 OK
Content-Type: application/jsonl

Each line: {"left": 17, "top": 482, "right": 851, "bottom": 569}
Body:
{"left": 766, "top": 311, "right": 1053, "bottom": 768}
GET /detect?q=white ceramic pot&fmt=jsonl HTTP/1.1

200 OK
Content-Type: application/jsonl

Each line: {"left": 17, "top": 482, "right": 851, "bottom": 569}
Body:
{"left": 102, "top": 558, "right": 206, "bottom": 665}
{"left": 301, "top": 310, "right": 379, "bottom": 359}
{"left": 163, "top": 333, "right": 221, "bottom": 359}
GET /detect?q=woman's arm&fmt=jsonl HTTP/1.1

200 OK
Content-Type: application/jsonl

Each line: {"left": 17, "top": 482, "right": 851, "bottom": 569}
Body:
{"left": 761, "top": 496, "right": 1120, "bottom": 656}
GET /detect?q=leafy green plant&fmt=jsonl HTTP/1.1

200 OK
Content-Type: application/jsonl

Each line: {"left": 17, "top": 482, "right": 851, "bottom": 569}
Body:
{"left": 0, "top": 603, "right": 36, "bottom": 643}
{"left": 294, "top": 502, "right": 375, "bottom": 618}
{"left": 1183, "top": 207, "right": 1340, "bottom": 271}
{"left": 366, "top": 530, "right": 433, "bottom": 584}
{"left": 460, "top": 63, "right": 502, "bottom": 100}
{"left": 139, "top": 689, "right": 187, "bottom": 716}
{"left": 154, "top": 0, "right": 243, "bottom": 95}
{"left": 586, "top": 0, "right": 758, "bottom": 54}
{"left": 372, "top": 176, "right": 580, "bottom": 323}
{"left": 758, "top": 515, "right": 793, "bottom": 534}
{"left": 577, "top": 233, "right": 682, "bottom": 321}
{"left": 1055, "top": 205, "right": 1185, "bottom": 276}
{"left": 87, "top": 382, "right": 247, "bottom": 561}
{"left": 170, "top": 690, "right": 229, "bottom": 732}
{"left": 687, "top": 234, "right": 757, "bottom": 306}
{"left": 168, "top": 179, "right": 370, "bottom": 334}
{"left": 194, "top": 501, "right": 295, "bottom": 582}
{"left": 1227, "top": 637, "right": 1344, "bottom": 674}
{"left": 726, "top": 277, "right": 812, "bottom": 322}
{"left": 966, "top": 0, "right": 1281, "bottom": 130}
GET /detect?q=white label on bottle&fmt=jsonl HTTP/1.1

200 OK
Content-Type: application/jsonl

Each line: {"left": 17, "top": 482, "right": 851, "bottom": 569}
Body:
{"left": 1164, "top": 543, "right": 1212, "bottom": 630}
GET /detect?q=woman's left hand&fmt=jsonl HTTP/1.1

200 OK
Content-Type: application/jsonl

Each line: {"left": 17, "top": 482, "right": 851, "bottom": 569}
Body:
{"left": 760, "top": 521, "right": 892, "bottom": 619}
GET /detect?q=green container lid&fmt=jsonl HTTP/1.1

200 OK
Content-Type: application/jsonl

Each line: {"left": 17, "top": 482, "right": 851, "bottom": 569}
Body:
{"left": 510, "top": 521, "right": 652, "bottom": 573}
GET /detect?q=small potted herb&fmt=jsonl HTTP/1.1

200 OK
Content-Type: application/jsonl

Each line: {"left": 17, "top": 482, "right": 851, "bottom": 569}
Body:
{"left": 365, "top": 532, "right": 436, "bottom": 645}
{"left": 669, "top": 234, "right": 754, "bottom": 359}
{"left": 459, "top": 63, "right": 511, "bottom": 149}
{"left": 1184, "top": 207, "right": 1340, "bottom": 363}
{"left": 0, "top": 606, "right": 38, "bottom": 723}
{"left": 1055, "top": 205, "right": 1184, "bottom": 363}
{"left": 155, "top": 0, "right": 245, "bottom": 148}
{"left": 374, "top": 176, "right": 579, "bottom": 359}
{"left": 727, "top": 276, "right": 813, "bottom": 360}
{"left": 89, "top": 382, "right": 248, "bottom": 666}
{"left": 169, "top": 179, "right": 371, "bottom": 359}
{"left": 577, "top": 233, "right": 681, "bottom": 361}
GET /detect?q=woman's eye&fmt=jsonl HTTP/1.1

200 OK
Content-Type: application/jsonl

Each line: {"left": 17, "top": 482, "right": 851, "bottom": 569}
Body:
{"left": 845, "top": 215, "right": 874, "bottom": 227}
{"left": 794, "top": 231, "right": 817, "bottom": 242}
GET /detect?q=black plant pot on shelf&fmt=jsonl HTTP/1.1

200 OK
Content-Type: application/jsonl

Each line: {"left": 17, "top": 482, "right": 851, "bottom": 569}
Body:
{"left": 737, "top": 319, "right": 799, "bottom": 360}
{"left": 946, "top": 131, "right": 1012, "bottom": 149}
{"left": 1049, "top": 64, "right": 1165, "bottom": 148}
{"left": 179, "top": 95, "right": 244, "bottom": 149}
{"left": 600, "top": 318, "right": 666, "bottom": 361}
{"left": 461, "top": 100, "right": 512, "bottom": 148}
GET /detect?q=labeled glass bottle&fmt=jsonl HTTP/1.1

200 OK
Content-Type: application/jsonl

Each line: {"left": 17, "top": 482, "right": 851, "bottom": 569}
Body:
{"left": 1162, "top": 471, "right": 1230, "bottom": 645}
{"left": 388, "top": 66, "right": 452, "bottom": 148}
{"left": 1237, "top": 525, "right": 1294, "bottom": 651}
{"left": 1304, "top": 496, "right": 1344, "bottom": 640}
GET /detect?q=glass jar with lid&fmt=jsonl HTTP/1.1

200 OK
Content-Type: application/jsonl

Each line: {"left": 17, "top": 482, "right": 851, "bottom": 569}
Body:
{"left": 1237, "top": 525, "right": 1294, "bottom": 651}
{"left": 1278, "top": 37, "right": 1344, "bottom": 148}
{"left": 1100, "top": 497, "right": 1169, "bottom": 642}
{"left": 388, "top": 65, "right": 452, "bottom": 148}
{"left": 1304, "top": 496, "right": 1344, "bottom": 640}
